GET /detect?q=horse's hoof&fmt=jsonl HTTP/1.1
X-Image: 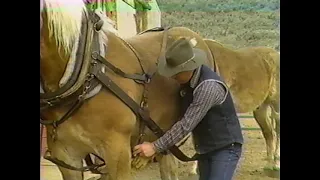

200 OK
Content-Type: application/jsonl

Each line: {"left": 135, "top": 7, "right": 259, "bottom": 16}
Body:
{"left": 190, "top": 162, "right": 199, "bottom": 175}
{"left": 131, "top": 156, "right": 151, "bottom": 170}
{"left": 263, "top": 166, "right": 280, "bottom": 178}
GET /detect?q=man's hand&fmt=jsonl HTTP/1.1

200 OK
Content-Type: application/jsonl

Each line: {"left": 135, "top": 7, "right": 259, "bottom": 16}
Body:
{"left": 133, "top": 142, "right": 157, "bottom": 157}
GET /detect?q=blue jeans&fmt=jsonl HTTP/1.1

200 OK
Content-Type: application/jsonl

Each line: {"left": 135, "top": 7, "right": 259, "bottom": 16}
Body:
{"left": 198, "top": 143, "right": 242, "bottom": 180}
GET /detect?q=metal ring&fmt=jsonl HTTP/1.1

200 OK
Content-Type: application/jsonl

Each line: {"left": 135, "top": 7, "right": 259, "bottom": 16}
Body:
{"left": 91, "top": 51, "right": 99, "bottom": 59}
{"left": 94, "top": 20, "right": 103, "bottom": 32}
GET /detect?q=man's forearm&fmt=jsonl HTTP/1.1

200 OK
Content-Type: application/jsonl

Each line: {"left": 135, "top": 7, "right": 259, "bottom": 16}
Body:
{"left": 153, "top": 119, "right": 191, "bottom": 152}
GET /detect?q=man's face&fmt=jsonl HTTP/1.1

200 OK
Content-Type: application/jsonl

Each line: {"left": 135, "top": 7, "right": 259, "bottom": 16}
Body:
{"left": 171, "top": 71, "right": 194, "bottom": 85}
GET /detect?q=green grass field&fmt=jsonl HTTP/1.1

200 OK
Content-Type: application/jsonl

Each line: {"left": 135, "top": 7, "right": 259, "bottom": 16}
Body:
{"left": 157, "top": 0, "right": 280, "bottom": 50}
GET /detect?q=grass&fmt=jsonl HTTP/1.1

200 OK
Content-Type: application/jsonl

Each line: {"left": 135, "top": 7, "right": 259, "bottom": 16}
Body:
{"left": 157, "top": 0, "right": 280, "bottom": 50}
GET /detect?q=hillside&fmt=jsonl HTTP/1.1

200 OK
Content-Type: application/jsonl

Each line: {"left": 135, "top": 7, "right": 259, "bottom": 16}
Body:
{"left": 157, "top": 0, "right": 280, "bottom": 50}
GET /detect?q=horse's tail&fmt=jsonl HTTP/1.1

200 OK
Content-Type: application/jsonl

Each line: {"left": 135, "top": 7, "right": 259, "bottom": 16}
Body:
{"left": 272, "top": 51, "right": 280, "bottom": 82}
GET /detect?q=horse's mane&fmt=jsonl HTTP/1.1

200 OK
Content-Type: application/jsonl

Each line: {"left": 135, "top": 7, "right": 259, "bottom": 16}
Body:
{"left": 42, "top": 0, "right": 118, "bottom": 54}
{"left": 42, "top": 0, "right": 119, "bottom": 88}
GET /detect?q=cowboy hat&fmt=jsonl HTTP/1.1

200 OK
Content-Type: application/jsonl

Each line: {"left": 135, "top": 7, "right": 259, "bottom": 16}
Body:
{"left": 157, "top": 37, "right": 207, "bottom": 77}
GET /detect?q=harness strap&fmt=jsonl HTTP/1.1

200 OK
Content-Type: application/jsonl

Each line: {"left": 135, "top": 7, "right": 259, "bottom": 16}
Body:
{"left": 119, "top": 38, "right": 147, "bottom": 75}
{"left": 136, "top": 119, "right": 146, "bottom": 145}
{"left": 136, "top": 82, "right": 149, "bottom": 145}
{"left": 43, "top": 150, "right": 106, "bottom": 174}
{"left": 92, "top": 52, "right": 150, "bottom": 83}
{"left": 84, "top": 154, "right": 106, "bottom": 174}
{"left": 40, "top": 99, "right": 83, "bottom": 126}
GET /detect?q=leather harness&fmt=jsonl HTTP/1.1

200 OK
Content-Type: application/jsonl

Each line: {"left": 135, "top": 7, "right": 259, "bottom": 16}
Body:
{"left": 40, "top": 10, "right": 200, "bottom": 175}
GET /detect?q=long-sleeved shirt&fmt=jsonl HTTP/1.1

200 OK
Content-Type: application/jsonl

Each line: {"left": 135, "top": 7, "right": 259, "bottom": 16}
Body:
{"left": 153, "top": 67, "right": 228, "bottom": 152}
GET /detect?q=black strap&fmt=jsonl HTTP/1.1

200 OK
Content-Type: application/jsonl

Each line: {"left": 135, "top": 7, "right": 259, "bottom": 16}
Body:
{"left": 84, "top": 154, "right": 106, "bottom": 174}
{"left": 92, "top": 52, "right": 149, "bottom": 83}
{"left": 40, "top": 99, "right": 83, "bottom": 126}
{"left": 44, "top": 150, "right": 106, "bottom": 174}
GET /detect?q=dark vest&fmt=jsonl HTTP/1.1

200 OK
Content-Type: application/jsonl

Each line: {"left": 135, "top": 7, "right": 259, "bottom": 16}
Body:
{"left": 180, "top": 65, "right": 244, "bottom": 154}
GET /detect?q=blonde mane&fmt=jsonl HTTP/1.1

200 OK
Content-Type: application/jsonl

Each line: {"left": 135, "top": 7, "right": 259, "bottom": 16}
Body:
{"left": 43, "top": 0, "right": 86, "bottom": 54}
{"left": 42, "top": 0, "right": 119, "bottom": 88}
{"left": 42, "top": 0, "right": 119, "bottom": 54}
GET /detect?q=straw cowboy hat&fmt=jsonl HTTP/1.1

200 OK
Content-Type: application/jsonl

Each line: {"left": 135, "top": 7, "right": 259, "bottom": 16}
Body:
{"left": 157, "top": 37, "right": 207, "bottom": 77}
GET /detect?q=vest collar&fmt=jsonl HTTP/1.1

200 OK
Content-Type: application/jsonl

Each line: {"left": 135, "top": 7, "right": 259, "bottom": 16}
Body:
{"left": 190, "top": 66, "right": 201, "bottom": 88}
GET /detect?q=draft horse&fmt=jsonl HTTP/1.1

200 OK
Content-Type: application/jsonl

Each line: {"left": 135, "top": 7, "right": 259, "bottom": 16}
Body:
{"left": 40, "top": 0, "right": 214, "bottom": 179}
{"left": 40, "top": 0, "right": 280, "bottom": 179}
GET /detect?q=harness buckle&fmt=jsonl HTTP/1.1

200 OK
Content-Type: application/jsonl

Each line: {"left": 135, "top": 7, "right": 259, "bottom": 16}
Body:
{"left": 133, "top": 74, "right": 151, "bottom": 84}
{"left": 143, "top": 74, "right": 151, "bottom": 84}
{"left": 140, "top": 100, "right": 148, "bottom": 109}
{"left": 91, "top": 51, "right": 99, "bottom": 60}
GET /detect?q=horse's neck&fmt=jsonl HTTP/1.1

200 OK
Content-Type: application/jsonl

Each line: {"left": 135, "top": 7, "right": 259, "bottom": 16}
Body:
{"left": 40, "top": 31, "right": 69, "bottom": 92}
{"left": 124, "top": 31, "right": 165, "bottom": 73}
{"left": 106, "top": 32, "right": 159, "bottom": 75}
{"left": 209, "top": 42, "right": 231, "bottom": 66}
{"left": 40, "top": 30, "right": 162, "bottom": 92}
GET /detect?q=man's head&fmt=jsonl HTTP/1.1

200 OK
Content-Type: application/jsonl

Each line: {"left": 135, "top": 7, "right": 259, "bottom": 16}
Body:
{"left": 157, "top": 37, "right": 207, "bottom": 83}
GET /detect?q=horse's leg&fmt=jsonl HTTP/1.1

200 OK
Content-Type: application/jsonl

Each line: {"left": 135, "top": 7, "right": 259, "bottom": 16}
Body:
{"left": 253, "top": 102, "right": 277, "bottom": 170}
{"left": 98, "top": 131, "right": 132, "bottom": 180}
{"left": 49, "top": 141, "right": 84, "bottom": 180}
{"left": 271, "top": 99, "right": 280, "bottom": 169}
{"left": 191, "top": 161, "right": 199, "bottom": 175}
{"left": 176, "top": 134, "right": 198, "bottom": 176}
{"left": 157, "top": 154, "right": 180, "bottom": 180}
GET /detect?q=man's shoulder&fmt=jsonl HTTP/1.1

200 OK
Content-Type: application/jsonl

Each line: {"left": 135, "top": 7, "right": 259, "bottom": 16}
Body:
{"left": 195, "top": 80, "right": 222, "bottom": 92}
{"left": 195, "top": 79, "right": 227, "bottom": 97}
{"left": 198, "top": 79, "right": 223, "bottom": 87}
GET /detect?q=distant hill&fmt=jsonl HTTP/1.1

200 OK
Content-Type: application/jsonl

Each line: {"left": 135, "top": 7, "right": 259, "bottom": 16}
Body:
{"left": 157, "top": 0, "right": 280, "bottom": 50}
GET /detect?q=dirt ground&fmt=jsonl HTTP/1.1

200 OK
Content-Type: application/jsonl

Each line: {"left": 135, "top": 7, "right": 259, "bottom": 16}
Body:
{"left": 40, "top": 119, "right": 279, "bottom": 180}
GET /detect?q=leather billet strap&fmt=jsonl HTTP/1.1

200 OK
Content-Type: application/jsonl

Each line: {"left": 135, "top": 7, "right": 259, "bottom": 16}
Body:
{"left": 40, "top": 99, "right": 84, "bottom": 126}
{"left": 91, "top": 52, "right": 150, "bottom": 83}
{"left": 43, "top": 150, "right": 106, "bottom": 174}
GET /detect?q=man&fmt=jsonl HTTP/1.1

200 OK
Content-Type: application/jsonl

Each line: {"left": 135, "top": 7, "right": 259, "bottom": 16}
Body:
{"left": 133, "top": 37, "right": 244, "bottom": 180}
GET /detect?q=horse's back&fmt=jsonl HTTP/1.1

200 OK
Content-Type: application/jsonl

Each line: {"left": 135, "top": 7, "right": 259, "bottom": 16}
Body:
{"left": 127, "top": 26, "right": 215, "bottom": 69}
{"left": 204, "top": 39, "right": 279, "bottom": 112}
